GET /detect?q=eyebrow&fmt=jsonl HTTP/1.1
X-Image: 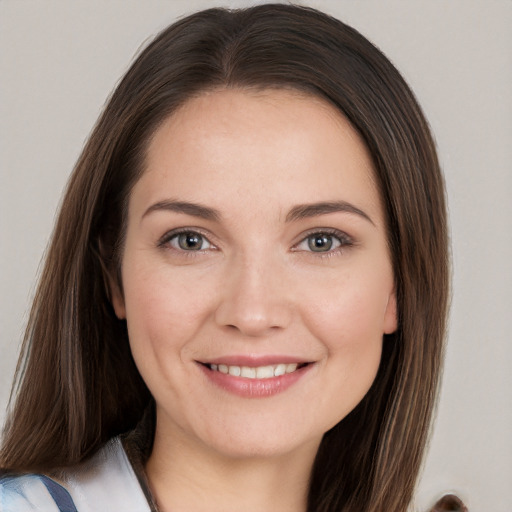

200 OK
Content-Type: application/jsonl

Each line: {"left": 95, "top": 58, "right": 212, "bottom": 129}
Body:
{"left": 142, "top": 200, "right": 221, "bottom": 222}
{"left": 142, "top": 199, "right": 373, "bottom": 225}
{"left": 285, "top": 201, "right": 374, "bottom": 225}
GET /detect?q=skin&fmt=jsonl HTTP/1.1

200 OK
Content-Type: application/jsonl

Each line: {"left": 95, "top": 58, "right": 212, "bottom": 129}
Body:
{"left": 111, "top": 88, "right": 397, "bottom": 512}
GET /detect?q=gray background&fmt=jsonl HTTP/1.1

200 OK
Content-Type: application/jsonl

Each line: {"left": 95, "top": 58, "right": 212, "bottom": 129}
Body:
{"left": 1, "top": 1, "right": 511, "bottom": 510}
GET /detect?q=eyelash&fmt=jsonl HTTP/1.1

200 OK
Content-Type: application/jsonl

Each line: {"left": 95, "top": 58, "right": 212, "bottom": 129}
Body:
{"left": 292, "top": 228, "right": 354, "bottom": 257}
{"left": 158, "top": 228, "right": 354, "bottom": 257}
{"left": 158, "top": 228, "right": 216, "bottom": 255}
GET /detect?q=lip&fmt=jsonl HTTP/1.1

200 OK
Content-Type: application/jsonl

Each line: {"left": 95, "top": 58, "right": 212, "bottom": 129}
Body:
{"left": 197, "top": 358, "right": 314, "bottom": 398}
{"left": 201, "top": 355, "right": 309, "bottom": 367}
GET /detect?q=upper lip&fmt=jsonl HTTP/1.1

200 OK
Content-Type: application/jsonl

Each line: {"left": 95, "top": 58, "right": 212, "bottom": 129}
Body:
{"left": 198, "top": 355, "right": 311, "bottom": 367}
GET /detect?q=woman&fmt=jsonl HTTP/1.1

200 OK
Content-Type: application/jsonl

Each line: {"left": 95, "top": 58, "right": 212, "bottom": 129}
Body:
{"left": 0, "top": 4, "right": 464, "bottom": 511}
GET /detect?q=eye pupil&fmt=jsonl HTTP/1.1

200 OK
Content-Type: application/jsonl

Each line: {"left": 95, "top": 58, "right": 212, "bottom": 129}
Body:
{"left": 178, "top": 232, "right": 203, "bottom": 250}
{"left": 308, "top": 234, "right": 333, "bottom": 252}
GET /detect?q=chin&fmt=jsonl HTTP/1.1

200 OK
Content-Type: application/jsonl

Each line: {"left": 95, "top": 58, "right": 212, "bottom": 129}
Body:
{"left": 207, "top": 433, "right": 319, "bottom": 461}
{"left": 189, "top": 414, "right": 326, "bottom": 462}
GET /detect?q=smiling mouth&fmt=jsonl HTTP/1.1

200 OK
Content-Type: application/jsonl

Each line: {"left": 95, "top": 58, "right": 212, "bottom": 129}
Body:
{"left": 203, "top": 362, "right": 310, "bottom": 379}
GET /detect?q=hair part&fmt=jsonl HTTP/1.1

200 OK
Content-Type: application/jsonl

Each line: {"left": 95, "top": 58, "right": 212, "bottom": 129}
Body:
{"left": 1, "top": 5, "right": 449, "bottom": 512}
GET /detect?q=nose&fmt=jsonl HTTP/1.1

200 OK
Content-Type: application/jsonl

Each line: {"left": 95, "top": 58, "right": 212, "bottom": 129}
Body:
{"left": 214, "top": 253, "right": 293, "bottom": 337}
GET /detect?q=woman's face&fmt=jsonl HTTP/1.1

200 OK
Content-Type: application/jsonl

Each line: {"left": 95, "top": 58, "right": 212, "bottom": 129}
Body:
{"left": 112, "top": 88, "right": 397, "bottom": 460}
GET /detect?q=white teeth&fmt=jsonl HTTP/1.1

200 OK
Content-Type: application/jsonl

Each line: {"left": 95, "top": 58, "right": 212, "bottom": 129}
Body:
{"left": 256, "top": 365, "right": 275, "bottom": 378}
{"left": 274, "top": 364, "right": 286, "bottom": 376}
{"left": 241, "top": 366, "right": 256, "bottom": 378}
{"left": 209, "top": 362, "right": 304, "bottom": 379}
{"left": 228, "top": 365, "right": 241, "bottom": 377}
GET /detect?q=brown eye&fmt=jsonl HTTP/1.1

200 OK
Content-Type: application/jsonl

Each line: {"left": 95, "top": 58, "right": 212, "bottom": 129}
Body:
{"left": 293, "top": 229, "right": 352, "bottom": 255}
{"left": 165, "top": 231, "right": 212, "bottom": 251}
{"left": 307, "top": 234, "right": 335, "bottom": 252}
{"left": 178, "top": 233, "right": 203, "bottom": 250}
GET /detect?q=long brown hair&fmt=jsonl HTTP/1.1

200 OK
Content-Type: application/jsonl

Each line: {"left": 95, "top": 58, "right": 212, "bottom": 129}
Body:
{"left": 1, "top": 5, "right": 449, "bottom": 511}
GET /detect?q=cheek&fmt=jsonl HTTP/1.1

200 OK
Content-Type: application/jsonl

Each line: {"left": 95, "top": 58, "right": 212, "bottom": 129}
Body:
{"left": 120, "top": 262, "right": 221, "bottom": 410}
{"left": 301, "top": 267, "right": 392, "bottom": 403}
{"left": 304, "top": 270, "right": 392, "bottom": 346}
{"left": 317, "top": 288, "right": 384, "bottom": 379}
{"left": 120, "top": 259, "right": 216, "bottom": 362}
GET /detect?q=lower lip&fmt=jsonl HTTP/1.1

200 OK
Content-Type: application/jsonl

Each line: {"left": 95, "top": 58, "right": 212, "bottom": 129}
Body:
{"left": 199, "top": 364, "right": 312, "bottom": 398}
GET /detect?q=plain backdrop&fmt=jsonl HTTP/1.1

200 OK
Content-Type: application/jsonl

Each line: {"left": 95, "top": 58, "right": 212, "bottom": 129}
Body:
{"left": 1, "top": 1, "right": 511, "bottom": 510}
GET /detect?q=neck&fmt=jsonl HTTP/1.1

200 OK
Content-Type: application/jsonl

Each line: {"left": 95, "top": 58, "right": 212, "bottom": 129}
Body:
{"left": 145, "top": 418, "right": 319, "bottom": 512}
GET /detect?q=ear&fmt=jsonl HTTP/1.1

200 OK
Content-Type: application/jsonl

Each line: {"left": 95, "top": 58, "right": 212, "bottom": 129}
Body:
{"left": 109, "top": 276, "right": 126, "bottom": 320}
{"left": 97, "top": 238, "right": 126, "bottom": 319}
{"left": 383, "top": 289, "right": 398, "bottom": 334}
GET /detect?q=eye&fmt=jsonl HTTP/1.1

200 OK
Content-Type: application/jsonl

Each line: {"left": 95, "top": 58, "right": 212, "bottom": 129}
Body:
{"left": 164, "top": 231, "right": 213, "bottom": 251}
{"left": 306, "top": 233, "right": 339, "bottom": 252}
{"left": 294, "top": 230, "right": 352, "bottom": 254}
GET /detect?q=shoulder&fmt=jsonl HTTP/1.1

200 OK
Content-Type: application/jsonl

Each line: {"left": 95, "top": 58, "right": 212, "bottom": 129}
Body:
{"left": 60, "top": 437, "right": 152, "bottom": 511}
{"left": 1, "top": 438, "right": 151, "bottom": 512}
{"left": 0, "top": 473, "right": 67, "bottom": 511}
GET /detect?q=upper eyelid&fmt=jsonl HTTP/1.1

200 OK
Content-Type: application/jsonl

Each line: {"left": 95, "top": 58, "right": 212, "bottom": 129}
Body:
{"left": 157, "top": 226, "right": 354, "bottom": 248}
{"left": 294, "top": 228, "right": 353, "bottom": 244}
{"left": 158, "top": 227, "right": 216, "bottom": 247}
{"left": 290, "top": 229, "right": 355, "bottom": 255}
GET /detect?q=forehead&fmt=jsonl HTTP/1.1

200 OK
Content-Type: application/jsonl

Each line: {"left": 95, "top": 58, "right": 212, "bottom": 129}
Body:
{"left": 133, "top": 88, "right": 382, "bottom": 224}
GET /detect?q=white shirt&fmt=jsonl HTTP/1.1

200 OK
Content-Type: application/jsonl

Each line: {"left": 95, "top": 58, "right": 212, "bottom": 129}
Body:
{"left": 0, "top": 437, "right": 152, "bottom": 512}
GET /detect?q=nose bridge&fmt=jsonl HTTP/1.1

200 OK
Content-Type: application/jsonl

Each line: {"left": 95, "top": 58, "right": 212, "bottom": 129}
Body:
{"left": 214, "top": 246, "right": 292, "bottom": 336}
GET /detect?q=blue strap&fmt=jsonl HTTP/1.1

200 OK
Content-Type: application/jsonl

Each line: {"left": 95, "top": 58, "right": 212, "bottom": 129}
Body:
{"left": 39, "top": 475, "right": 78, "bottom": 512}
